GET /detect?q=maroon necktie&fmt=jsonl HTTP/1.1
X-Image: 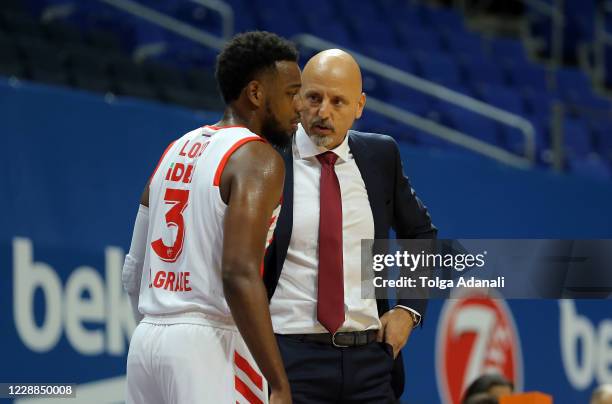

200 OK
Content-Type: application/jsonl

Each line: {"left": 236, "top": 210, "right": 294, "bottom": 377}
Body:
{"left": 316, "top": 151, "right": 344, "bottom": 334}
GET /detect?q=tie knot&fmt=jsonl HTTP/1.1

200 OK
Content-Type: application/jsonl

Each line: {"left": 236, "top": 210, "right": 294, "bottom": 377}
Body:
{"left": 316, "top": 151, "right": 338, "bottom": 167}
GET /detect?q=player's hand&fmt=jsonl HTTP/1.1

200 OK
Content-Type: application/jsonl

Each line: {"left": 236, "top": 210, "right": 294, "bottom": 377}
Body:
{"left": 377, "top": 308, "right": 415, "bottom": 359}
{"left": 269, "top": 386, "right": 292, "bottom": 404}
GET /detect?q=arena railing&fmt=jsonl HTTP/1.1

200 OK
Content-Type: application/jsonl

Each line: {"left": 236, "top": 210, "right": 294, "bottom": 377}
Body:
{"left": 550, "top": 102, "right": 612, "bottom": 171}
{"left": 190, "top": 0, "right": 234, "bottom": 41}
{"left": 95, "top": 0, "right": 535, "bottom": 169}
{"left": 98, "top": 0, "right": 227, "bottom": 50}
{"left": 294, "top": 34, "right": 535, "bottom": 169}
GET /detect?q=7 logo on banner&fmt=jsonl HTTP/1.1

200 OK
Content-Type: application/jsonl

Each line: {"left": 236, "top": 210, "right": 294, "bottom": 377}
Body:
{"left": 436, "top": 294, "right": 523, "bottom": 404}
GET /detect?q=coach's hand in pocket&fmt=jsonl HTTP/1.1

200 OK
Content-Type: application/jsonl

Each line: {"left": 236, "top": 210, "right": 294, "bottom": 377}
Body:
{"left": 376, "top": 308, "right": 415, "bottom": 359}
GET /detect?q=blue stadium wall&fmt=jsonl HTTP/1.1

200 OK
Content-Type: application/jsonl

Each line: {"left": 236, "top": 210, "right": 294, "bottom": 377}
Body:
{"left": 1, "top": 78, "right": 611, "bottom": 403}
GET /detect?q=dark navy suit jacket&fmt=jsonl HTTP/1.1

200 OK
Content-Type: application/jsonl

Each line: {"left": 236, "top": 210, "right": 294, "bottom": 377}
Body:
{"left": 263, "top": 130, "right": 437, "bottom": 397}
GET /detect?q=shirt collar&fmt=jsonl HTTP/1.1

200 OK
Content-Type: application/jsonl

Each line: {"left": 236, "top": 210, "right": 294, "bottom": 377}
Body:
{"left": 295, "top": 123, "right": 349, "bottom": 163}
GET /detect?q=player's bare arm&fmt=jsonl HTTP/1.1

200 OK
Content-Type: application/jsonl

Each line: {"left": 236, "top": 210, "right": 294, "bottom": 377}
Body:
{"left": 220, "top": 140, "right": 291, "bottom": 401}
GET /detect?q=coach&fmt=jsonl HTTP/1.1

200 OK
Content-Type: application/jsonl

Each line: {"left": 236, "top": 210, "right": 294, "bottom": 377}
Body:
{"left": 263, "top": 49, "right": 437, "bottom": 403}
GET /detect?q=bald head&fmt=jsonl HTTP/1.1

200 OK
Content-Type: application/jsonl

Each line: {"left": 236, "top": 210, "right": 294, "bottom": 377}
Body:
{"left": 300, "top": 49, "right": 366, "bottom": 149}
{"left": 303, "top": 49, "right": 363, "bottom": 99}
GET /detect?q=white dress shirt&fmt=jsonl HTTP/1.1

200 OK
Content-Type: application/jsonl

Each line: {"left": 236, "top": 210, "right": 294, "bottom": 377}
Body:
{"left": 270, "top": 125, "right": 420, "bottom": 334}
{"left": 270, "top": 125, "right": 379, "bottom": 333}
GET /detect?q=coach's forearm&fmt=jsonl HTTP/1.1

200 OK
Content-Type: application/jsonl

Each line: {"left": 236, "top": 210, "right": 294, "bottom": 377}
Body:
{"left": 223, "top": 271, "right": 289, "bottom": 392}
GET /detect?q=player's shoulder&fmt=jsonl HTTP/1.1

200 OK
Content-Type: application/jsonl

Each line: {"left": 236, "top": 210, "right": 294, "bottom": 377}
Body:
{"left": 232, "top": 137, "right": 282, "bottom": 167}
{"left": 222, "top": 138, "right": 284, "bottom": 189}
{"left": 214, "top": 126, "right": 277, "bottom": 159}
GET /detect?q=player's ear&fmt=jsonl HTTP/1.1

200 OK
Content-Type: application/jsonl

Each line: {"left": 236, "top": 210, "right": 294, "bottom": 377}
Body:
{"left": 246, "top": 80, "right": 264, "bottom": 108}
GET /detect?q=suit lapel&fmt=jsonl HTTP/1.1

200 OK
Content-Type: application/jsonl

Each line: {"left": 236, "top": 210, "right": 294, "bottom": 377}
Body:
{"left": 348, "top": 133, "right": 393, "bottom": 315}
{"left": 348, "top": 132, "right": 386, "bottom": 239}
{"left": 277, "top": 146, "right": 294, "bottom": 243}
{"left": 263, "top": 146, "right": 294, "bottom": 298}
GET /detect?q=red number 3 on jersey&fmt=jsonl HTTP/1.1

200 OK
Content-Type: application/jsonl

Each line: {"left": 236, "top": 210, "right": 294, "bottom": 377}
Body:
{"left": 151, "top": 188, "right": 190, "bottom": 262}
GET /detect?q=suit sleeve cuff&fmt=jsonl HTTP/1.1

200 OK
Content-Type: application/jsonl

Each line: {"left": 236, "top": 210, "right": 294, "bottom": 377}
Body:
{"left": 394, "top": 305, "right": 422, "bottom": 327}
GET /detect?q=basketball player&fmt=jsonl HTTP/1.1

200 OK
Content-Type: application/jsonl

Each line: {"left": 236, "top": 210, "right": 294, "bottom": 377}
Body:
{"left": 121, "top": 31, "right": 301, "bottom": 404}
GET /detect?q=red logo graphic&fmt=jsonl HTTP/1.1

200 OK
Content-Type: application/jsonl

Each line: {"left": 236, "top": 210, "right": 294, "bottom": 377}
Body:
{"left": 436, "top": 294, "right": 523, "bottom": 404}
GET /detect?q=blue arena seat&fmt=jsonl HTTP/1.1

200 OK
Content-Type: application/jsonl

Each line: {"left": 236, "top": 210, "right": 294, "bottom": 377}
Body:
{"left": 413, "top": 51, "right": 464, "bottom": 87}
{"left": 508, "top": 65, "right": 550, "bottom": 92}
{"left": 567, "top": 154, "right": 612, "bottom": 180}
{"left": 443, "top": 30, "right": 483, "bottom": 56}
{"left": 441, "top": 104, "right": 502, "bottom": 145}
{"left": 523, "top": 90, "right": 558, "bottom": 120}
{"left": 462, "top": 59, "right": 508, "bottom": 87}
{"left": 478, "top": 84, "right": 527, "bottom": 115}
{"left": 564, "top": 117, "right": 594, "bottom": 158}
{"left": 395, "top": 26, "right": 444, "bottom": 52}
{"left": 488, "top": 38, "right": 529, "bottom": 66}
{"left": 365, "top": 46, "right": 413, "bottom": 71}
{"left": 351, "top": 16, "right": 399, "bottom": 47}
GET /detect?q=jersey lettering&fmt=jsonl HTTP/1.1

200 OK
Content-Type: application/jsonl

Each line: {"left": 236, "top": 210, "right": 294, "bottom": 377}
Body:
{"left": 150, "top": 270, "right": 192, "bottom": 291}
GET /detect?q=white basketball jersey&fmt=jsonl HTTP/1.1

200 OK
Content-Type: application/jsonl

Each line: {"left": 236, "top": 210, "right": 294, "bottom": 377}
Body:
{"left": 138, "top": 125, "right": 281, "bottom": 319}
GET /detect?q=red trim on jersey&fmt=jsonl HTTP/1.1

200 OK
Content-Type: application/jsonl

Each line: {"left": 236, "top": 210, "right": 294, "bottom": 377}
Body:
{"left": 234, "top": 351, "right": 263, "bottom": 390}
{"left": 235, "top": 376, "right": 263, "bottom": 404}
{"left": 203, "top": 125, "right": 269, "bottom": 143}
{"left": 149, "top": 140, "right": 176, "bottom": 182}
{"left": 203, "top": 124, "right": 247, "bottom": 130}
{"left": 213, "top": 137, "right": 264, "bottom": 186}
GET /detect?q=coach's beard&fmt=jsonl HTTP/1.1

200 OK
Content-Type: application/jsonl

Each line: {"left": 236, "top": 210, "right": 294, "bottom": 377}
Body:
{"left": 308, "top": 132, "right": 334, "bottom": 148}
{"left": 307, "top": 118, "right": 336, "bottom": 148}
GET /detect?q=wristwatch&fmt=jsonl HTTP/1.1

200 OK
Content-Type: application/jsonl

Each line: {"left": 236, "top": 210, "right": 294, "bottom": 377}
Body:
{"left": 408, "top": 310, "right": 420, "bottom": 328}
{"left": 395, "top": 305, "right": 421, "bottom": 328}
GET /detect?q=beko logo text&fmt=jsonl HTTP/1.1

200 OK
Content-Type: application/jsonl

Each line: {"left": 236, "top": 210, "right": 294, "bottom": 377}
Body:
{"left": 13, "top": 237, "right": 135, "bottom": 355}
{"left": 561, "top": 300, "right": 612, "bottom": 389}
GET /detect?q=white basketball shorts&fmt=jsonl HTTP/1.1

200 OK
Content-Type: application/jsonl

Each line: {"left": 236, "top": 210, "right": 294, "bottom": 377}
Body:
{"left": 126, "top": 313, "right": 268, "bottom": 404}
